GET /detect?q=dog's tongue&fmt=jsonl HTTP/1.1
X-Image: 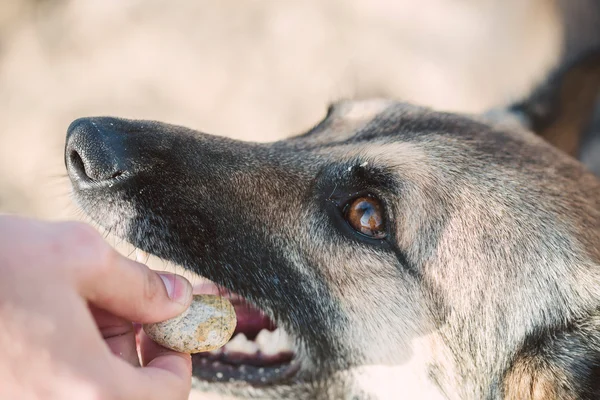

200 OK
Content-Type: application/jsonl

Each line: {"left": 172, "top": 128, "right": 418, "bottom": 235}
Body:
{"left": 193, "top": 281, "right": 276, "bottom": 339}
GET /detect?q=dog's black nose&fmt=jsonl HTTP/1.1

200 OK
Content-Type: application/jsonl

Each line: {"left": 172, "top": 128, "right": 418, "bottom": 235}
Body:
{"left": 65, "top": 117, "right": 134, "bottom": 186}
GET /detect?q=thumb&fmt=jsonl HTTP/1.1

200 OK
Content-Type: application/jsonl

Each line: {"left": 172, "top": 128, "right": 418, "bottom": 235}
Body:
{"left": 73, "top": 249, "right": 193, "bottom": 323}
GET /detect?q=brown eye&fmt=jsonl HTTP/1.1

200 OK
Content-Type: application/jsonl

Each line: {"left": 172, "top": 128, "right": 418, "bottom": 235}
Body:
{"left": 344, "top": 196, "right": 387, "bottom": 239}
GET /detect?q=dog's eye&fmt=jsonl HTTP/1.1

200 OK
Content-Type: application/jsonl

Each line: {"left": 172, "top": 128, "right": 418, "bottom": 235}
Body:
{"left": 344, "top": 196, "right": 386, "bottom": 239}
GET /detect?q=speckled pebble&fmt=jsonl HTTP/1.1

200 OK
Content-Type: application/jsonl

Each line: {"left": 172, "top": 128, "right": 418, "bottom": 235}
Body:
{"left": 143, "top": 294, "right": 237, "bottom": 354}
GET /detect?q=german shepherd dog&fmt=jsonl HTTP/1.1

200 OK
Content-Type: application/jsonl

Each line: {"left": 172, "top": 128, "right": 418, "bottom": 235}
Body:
{"left": 65, "top": 49, "right": 600, "bottom": 399}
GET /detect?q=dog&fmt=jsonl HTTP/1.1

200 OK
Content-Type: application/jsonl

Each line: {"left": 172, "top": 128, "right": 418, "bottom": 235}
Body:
{"left": 64, "top": 47, "right": 600, "bottom": 399}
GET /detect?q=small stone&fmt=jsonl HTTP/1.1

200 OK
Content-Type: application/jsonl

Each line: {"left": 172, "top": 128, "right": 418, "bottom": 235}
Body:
{"left": 143, "top": 294, "right": 237, "bottom": 354}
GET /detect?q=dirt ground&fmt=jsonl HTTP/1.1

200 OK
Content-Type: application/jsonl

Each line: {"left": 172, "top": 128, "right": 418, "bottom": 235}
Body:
{"left": 0, "top": 0, "right": 578, "bottom": 398}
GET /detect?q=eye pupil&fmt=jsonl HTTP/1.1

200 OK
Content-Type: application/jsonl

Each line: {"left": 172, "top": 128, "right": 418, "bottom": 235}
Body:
{"left": 344, "top": 196, "right": 386, "bottom": 239}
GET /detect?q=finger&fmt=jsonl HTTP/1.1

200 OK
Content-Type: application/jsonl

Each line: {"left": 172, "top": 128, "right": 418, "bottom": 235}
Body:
{"left": 90, "top": 305, "right": 140, "bottom": 367}
{"left": 133, "top": 322, "right": 143, "bottom": 352}
{"left": 111, "top": 330, "right": 192, "bottom": 400}
{"left": 81, "top": 258, "right": 192, "bottom": 324}
{"left": 140, "top": 332, "right": 192, "bottom": 395}
{"left": 138, "top": 329, "right": 192, "bottom": 375}
{"left": 38, "top": 221, "right": 192, "bottom": 324}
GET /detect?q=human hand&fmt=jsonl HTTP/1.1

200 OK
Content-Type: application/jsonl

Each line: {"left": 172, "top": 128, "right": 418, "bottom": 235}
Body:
{"left": 0, "top": 215, "right": 194, "bottom": 400}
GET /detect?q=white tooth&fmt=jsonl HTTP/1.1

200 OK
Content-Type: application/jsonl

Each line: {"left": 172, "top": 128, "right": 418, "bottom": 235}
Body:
{"left": 272, "top": 328, "right": 294, "bottom": 353}
{"left": 255, "top": 329, "right": 273, "bottom": 353}
{"left": 135, "top": 249, "right": 148, "bottom": 263}
{"left": 223, "top": 333, "right": 258, "bottom": 355}
{"left": 224, "top": 333, "right": 245, "bottom": 350}
{"left": 256, "top": 328, "right": 294, "bottom": 356}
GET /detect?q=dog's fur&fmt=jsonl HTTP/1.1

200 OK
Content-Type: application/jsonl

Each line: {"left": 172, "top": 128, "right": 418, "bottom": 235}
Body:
{"left": 64, "top": 49, "right": 600, "bottom": 399}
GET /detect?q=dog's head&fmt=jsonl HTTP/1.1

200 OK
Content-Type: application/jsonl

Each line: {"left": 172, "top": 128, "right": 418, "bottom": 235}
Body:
{"left": 64, "top": 52, "right": 600, "bottom": 400}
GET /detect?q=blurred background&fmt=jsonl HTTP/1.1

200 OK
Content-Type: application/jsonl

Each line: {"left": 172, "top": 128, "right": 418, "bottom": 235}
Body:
{"left": 0, "top": 0, "right": 599, "bottom": 220}
{"left": 0, "top": 1, "right": 598, "bottom": 399}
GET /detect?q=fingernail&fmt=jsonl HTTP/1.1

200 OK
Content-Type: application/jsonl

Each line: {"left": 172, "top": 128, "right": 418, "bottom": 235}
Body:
{"left": 158, "top": 273, "right": 192, "bottom": 306}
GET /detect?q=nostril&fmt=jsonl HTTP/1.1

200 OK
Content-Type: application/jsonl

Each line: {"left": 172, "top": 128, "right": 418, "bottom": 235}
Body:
{"left": 65, "top": 117, "right": 134, "bottom": 186}
{"left": 109, "top": 170, "right": 124, "bottom": 180}
{"left": 67, "top": 146, "right": 127, "bottom": 184}
{"left": 68, "top": 149, "right": 90, "bottom": 180}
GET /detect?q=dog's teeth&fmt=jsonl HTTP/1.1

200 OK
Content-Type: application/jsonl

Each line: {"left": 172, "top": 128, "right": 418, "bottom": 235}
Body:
{"left": 209, "top": 348, "right": 223, "bottom": 356}
{"left": 135, "top": 249, "right": 149, "bottom": 262}
{"left": 255, "top": 329, "right": 271, "bottom": 351}
{"left": 256, "top": 328, "right": 294, "bottom": 356}
{"left": 223, "top": 333, "right": 258, "bottom": 355}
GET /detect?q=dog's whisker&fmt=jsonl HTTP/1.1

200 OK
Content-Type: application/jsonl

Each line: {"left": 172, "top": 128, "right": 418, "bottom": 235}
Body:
{"left": 127, "top": 247, "right": 136, "bottom": 258}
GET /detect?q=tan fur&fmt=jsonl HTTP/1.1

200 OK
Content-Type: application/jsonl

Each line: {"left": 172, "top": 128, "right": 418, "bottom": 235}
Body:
{"left": 533, "top": 52, "right": 600, "bottom": 157}
{"left": 503, "top": 357, "right": 575, "bottom": 400}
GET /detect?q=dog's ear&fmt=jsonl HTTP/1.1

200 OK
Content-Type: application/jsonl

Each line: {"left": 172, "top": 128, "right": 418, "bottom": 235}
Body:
{"left": 507, "top": 48, "right": 600, "bottom": 157}
{"left": 503, "top": 319, "right": 600, "bottom": 400}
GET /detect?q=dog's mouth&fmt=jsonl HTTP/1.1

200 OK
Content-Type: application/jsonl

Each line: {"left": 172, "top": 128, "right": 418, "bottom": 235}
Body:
{"left": 189, "top": 280, "right": 300, "bottom": 386}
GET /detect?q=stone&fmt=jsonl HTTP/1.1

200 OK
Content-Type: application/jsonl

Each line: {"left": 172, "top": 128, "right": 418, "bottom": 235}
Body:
{"left": 143, "top": 294, "right": 236, "bottom": 354}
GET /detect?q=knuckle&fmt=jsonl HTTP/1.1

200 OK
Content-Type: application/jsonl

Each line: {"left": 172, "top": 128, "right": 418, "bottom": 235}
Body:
{"left": 57, "top": 222, "right": 115, "bottom": 273}
{"left": 142, "top": 269, "right": 163, "bottom": 305}
{"left": 0, "top": 217, "right": 88, "bottom": 273}
{"left": 95, "top": 385, "right": 122, "bottom": 400}
{"left": 71, "top": 376, "right": 118, "bottom": 400}
{"left": 89, "top": 386, "right": 112, "bottom": 400}
{"left": 0, "top": 215, "right": 43, "bottom": 247}
{"left": 58, "top": 221, "right": 102, "bottom": 246}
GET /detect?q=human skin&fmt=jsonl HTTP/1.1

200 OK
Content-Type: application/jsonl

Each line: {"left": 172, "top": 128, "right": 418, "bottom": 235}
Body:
{"left": 0, "top": 215, "right": 194, "bottom": 400}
